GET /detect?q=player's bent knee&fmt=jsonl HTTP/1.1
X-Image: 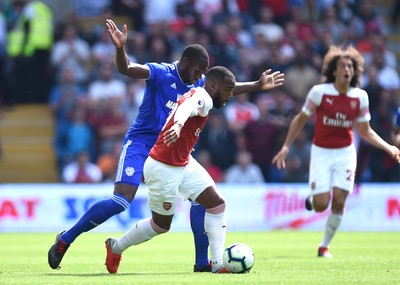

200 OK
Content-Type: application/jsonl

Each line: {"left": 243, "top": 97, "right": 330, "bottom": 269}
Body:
{"left": 114, "top": 183, "right": 138, "bottom": 202}
{"left": 206, "top": 202, "right": 226, "bottom": 214}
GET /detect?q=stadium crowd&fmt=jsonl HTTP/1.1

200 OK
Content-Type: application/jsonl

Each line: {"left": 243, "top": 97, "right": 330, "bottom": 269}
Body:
{"left": 0, "top": 0, "right": 399, "bottom": 183}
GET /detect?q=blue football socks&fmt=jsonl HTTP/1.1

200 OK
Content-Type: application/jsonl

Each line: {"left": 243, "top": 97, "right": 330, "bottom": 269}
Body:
{"left": 190, "top": 201, "right": 209, "bottom": 269}
{"left": 61, "top": 194, "right": 130, "bottom": 244}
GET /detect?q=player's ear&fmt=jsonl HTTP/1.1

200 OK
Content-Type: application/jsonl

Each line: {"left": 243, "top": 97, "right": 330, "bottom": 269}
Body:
{"left": 180, "top": 57, "right": 189, "bottom": 67}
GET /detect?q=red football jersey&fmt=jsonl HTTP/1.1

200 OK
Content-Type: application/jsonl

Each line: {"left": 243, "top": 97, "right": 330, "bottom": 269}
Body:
{"left": 150, "top": 87, "right": 213, "bottom": 166}
{"left": 302, "top": 83, "right": 371, "bottom": 148}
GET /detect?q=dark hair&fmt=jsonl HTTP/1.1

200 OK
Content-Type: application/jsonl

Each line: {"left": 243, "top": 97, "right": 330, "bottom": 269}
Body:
{"left": 181, "top": 44, "right": 209, "bottom": 63}
{"left": 205, "top": 66, "right": 235, "bottom": 82}
{"left": 322, "top": 45, "right": 364, "bottom": 87}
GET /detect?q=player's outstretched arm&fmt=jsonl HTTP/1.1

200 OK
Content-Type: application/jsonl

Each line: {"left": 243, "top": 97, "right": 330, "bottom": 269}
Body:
{"left": 106, "top": 18, "right": 150, "bottom": 79}
{"left": 272, "top": 112, "right": 308, "bottom": 169}
{"left": 392, "top": 128, "right": 400, "bottom": 148}
{"left": 357, "top": 122, "right": 400, "bottom": 163}
{"left": 233, "top": 69, "right": 284, "bottom": 96}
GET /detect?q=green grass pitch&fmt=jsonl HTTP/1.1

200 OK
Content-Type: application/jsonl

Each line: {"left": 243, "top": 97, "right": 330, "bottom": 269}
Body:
{"left": 1, "top": 231, "right": 399, "bottom": 284}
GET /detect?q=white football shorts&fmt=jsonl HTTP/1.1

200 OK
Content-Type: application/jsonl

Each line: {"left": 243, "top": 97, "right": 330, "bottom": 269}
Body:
{"left": 309, "top": 144, "right": 357, "bottom": 195}
{"left": 143, "top": 155, "right": 215, "bottom": 215}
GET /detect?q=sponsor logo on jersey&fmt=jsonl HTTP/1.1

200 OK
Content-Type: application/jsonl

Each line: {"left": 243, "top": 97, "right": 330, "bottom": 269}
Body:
{"left": 166, "top": 100, "right": 177, "bottom": 110}
{"left": 171, "top": 83, "right": 177, "bottom": 89}
{"left": 326, "top": 98, "right": 334, "bottom": 105}
{"left": 323, "top": 112, "right": 353, "bottom": 128}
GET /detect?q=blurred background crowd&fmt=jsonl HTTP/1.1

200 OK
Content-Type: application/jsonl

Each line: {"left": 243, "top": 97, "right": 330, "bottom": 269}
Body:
{"left": 0, "top": 0, "right": 399, "bottom": 184}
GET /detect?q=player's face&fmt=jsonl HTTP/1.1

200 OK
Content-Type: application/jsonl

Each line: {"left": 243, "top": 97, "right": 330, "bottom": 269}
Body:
{"left": 187, "top": 58, "right": 208, "bottom": 84}
{"left": 334, "top": 57, "right": 354, "bottom": 85}
{"left": 213, "top": 76, "right": 236, "bottom": 109}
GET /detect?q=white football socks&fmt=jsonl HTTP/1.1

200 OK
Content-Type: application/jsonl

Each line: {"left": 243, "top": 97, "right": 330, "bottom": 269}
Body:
{"left": 205, "top": 211, "right": 226, "bottom": 271}
{"left": 320, "top": 213, "right": 343, "bottom": 248}
{"left": 113, "top": 218, "right": 161, "bottom": 254}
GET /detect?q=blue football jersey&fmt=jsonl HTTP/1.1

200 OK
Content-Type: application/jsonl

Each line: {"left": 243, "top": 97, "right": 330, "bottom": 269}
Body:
{"left": 125, "top": 62, "right": 205, "bottom": 144}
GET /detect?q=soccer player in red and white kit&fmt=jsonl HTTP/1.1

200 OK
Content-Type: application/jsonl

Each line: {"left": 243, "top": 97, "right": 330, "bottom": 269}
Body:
{"left": 272, "top": 45, "right": 400, "bottom": 258}
{"left": 104, "top": 66, "right": 283, "bottom": 273}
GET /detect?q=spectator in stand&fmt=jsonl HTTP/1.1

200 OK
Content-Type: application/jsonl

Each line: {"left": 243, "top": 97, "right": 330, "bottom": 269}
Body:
{"left": 224, "top": 92, "right": 259, "bottom": 134}
{"left": 51, "top": 22, "right": 91, "bottom": 85}
{"left": 125, "top": 31, "right": 149, "bottom": 63}
{"left": 243, "top": 94, "right": 280, "bottom": 181}
{"left": 367, "top": 101, "right": 399, "bottom": 182}
{"left": 225, "top": 14, "right": 253, "bottom": 49}
{"left": 49, "top": 66, "right": 87, "bottom": 128}
{"left": 170, "top": 2, "right": 195, "bottom": 37}
{"left": 87, "top": 62, "right": 126, "bottom": 104}
{"left": 315, "top": 5, "right": 347, "bottom": 45}
{"left": 72, "top": 0, "right": 111, "bottom": 18}
{"left": 287, "top": 4, "right": 318, "bottom": 45}
{"left": 194, "top": 0, "right": 232, "bottom": 31}
{"left": 147, "top": 36, "right": 172, "bottom": 63}
{"left": 391, "top": 0, "right": 400, "bottom": 31}
{"left": 97, "top": 140, "right": 122, "bottom": 182}
{"left": 261, "top": 0, "right": 289, "bottom": 26}
{"left": 196, "top": 110, "right": 238, "bottom": 171}
{"left": 0, "top": 5, "right": 8, "bottom": 106}
{"left": 225, "top": 150, "right": 265, "bottom": 183}
{"left": 209, "top": 22, "right": 240, "bottom": 69}
{"left": 88, "top": 96, "right": 129, "bottom": 156}
{"left": 6, "top": 0, "right": 53, "bottom": 104}
{"left": 58, "top": 104, "right": 96, "bottom": 172}
{"left": 334, "top": 0, "right": 356, "bottom": 25}
{"left": 355, "top": 0, "right": 389, "bottom": 38}
{"left": 48, "top": 66, "right": 88, "bottom": 171}
{"left": 121, "top": 79, "right": 145, "bottom": 124}
{"left": 251, "top": 6, "right": 284, "bottom": 44}
{"left": 62, "top": 150, "right": 102, "bottom": 183}
{"left": 91, "top": 26, "right": 116, "bottom": 70}
{"left": 361, "top": 65, "right": 384, "bottom": 118}
{"left": 283, "top": 40, "right": 320, "bottom": 104}
{"left": 280, "top": 129, "right": 311, "bottom": 182}
{"left": 195, "top": 149, "right": 224, "bottom": 183}
{"left": 86, "top": 62, "right": 127, "bottom": 156}
{"left": 363, "top": 47, "right": 400, "bottom": 92}
{"left": 363, "top": 33, "right": 397, "bottom": 70}
{"left": 111, "top": 0, "right": 144, "bottom": 32}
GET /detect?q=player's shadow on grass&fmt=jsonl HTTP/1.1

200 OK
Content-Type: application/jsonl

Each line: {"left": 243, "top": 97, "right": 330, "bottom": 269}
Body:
{"left": 44, "top": 272, "right": 188, "bottom": 277}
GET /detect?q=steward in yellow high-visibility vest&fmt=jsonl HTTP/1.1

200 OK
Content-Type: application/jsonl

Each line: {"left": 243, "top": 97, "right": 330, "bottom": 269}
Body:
{"left": 7, "top": 0, "right": 53, "bottom": 57}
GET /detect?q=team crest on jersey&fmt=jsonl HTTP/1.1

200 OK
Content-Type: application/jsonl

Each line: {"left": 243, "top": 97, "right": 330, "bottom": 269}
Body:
{"left": 125, "top": 167, "right": 135, "bottom": 177}
{"left": 350, "top": 101, "right": 357, "bottom": 109}
{"left": 163, "top": 202, "right": 172, "bottom": 211}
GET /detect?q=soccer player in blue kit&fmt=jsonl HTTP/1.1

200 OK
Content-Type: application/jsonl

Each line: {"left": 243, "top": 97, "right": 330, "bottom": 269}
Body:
{"left": 48, "top": 18, "right": 284, "bottom": 272}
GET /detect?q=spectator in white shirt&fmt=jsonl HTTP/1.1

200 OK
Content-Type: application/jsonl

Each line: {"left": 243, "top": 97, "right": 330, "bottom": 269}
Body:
{"left": 224, "top": 150, "right": 265, "bottom": 183}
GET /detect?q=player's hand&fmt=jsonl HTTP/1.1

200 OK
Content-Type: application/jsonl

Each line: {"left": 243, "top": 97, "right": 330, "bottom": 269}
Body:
{"left": 163, "top": 122, "right": 183, "bottom": 147}
{"left": 388, "top": 145, "right": 400, "bottom": 163}
{"left": 106, "top": 19, "right": 127, "bottom": 48}
{"left": 271, "top": 146, "right": 289, "bottom": 169}
{"left": 258, "top": 69, "right": 284, "bottom": 90}
{"left": 392, "top": 132, "right": 400, "bottom": 148}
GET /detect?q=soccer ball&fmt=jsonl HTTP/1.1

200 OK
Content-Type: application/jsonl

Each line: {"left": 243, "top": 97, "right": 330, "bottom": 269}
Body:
{"left": 223, "top": 243, "right": 255, "bottom": 273}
